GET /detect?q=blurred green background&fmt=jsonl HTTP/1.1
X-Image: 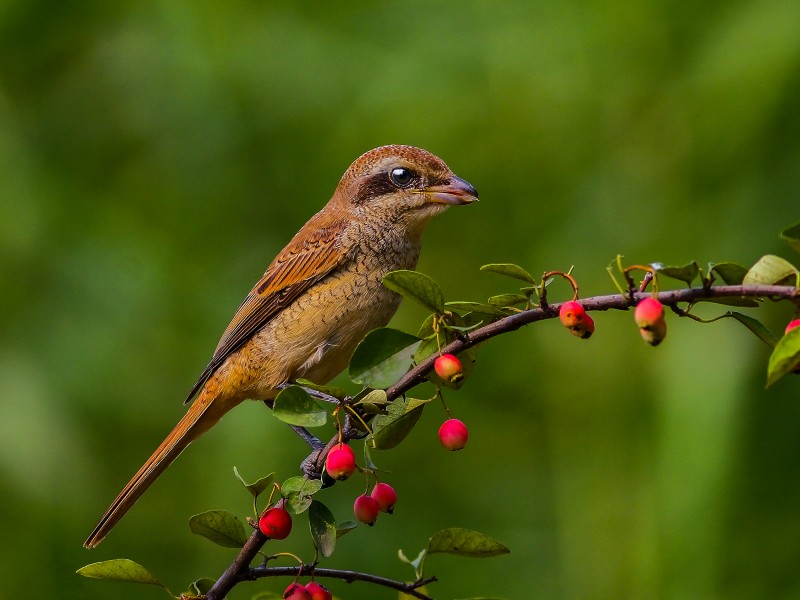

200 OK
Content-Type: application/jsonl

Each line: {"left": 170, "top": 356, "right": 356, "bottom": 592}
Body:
{"left": 1, "top": 1, "right": 799, "bottom": 598}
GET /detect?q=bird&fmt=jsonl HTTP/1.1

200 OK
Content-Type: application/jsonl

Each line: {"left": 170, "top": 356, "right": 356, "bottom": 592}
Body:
{"left": 84, "top": 145, "right": 478, "bottom": 548}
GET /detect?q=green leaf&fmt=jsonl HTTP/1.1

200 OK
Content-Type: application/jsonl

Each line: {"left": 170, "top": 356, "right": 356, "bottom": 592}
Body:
{"left": 349, "top": 328, "right": 421, "bottom": 388}
{"left": 250, "top": 592, "right": 283, "bottom": 600}
{"left": 767, "top": 326, "right": 800, "bottom": 387}
{"left": 336, "top": 520, "right": 358, "bottom": 537}
{"left": 780, "top": 222, "right": 800, "bottom": 253}
{"left": 361, "top": 441, "right": 377, "bottom": 472}
{"left": 383, "top": 270, "right": 445, "bottom": 313}
{"left": 487, "top": 293, "right": 529, "bottom": 307}
{"left": 272, "top": 385, "right": 328, "bottom": 427}
{"left": 724, "top": 312, "right": 779, "bottom": 348}
{"left": 308, "top": 500, "right": 337, "bottom": 557}
{"left": 189, "top": 510, "right": 248, "bottom": 548}
{"left": 709, "top": 262, "right": 748, "bottom": 285}
{"left": 187, "top": 578, "right": 215, "bottom": 595}
{"left": 233, "top": 467, "right": 275, "bottom": 499}
{"left": 354, "top": 388, "right": 388, "bottom": 408}
{"left": 480, "top": 263, "right": 536, "bottom": 284}
{"left": 654, "top": 261, "right": 699, "bottom": 285}
{"left": 412, "top": 334, "right": 439, "bottom": 365}
{"left": 77, "top": 559, "right": 164, "bottom": 587}
{"left": 743, "top": 254, "right": 799, "bottom": 285}
{"left": 282, "top": 476, "right": 323, "bottom": 514}
{"left": 427, "top": 527, "right": 510, "bottom": 558}
{"left": 371, "top": 397, "right": 430, "bottom": 449}
{"left": 445, "top": 301, "right": 511, "bottom": 317}
{"left": 294, "top": 378, "right": 348, "bottom": 400}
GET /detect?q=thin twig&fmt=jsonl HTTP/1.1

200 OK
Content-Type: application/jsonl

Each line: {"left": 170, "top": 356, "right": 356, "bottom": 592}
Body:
{"left": 249, "top": 564, "right": 437, "bottom": 599}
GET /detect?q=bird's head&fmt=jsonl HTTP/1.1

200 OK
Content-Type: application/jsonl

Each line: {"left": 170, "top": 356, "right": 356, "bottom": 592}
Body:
{"left": 334, "top": 145, "right": 478, "bottom": 232}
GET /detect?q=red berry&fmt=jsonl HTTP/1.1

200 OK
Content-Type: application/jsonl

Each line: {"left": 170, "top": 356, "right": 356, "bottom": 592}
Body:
{"left": 438, "top": 418, "right": 468, "bottom": 451}
{"left": 560, "top": 301, "right": 593, "bottom": 338}
{"left": 786, "top": 319, "right": 800, "bottom": 334}
{"left": 370, "top": 482, "right": 398, "bottom": 514}
{"left": 354, "top": 494, "right": 380, "bottom": 526}
{"left": 635, "top": 297, "right": 667, "bottom": 346}
{"left": 325, "top": 444, "right": 356, "bottom": 480}
{"left": 304, "top": 581, "right": 332, "bottom": 600}
{"left": 634, "top": 297, "right": 665, "bottom": 326}
{"left": 284, "top": 582, "right": 311, "bottom": 600}
{"left": 434, "top": 353, "right": 464, "bottom": 383}
{"left": 258, "top": 506, "right": 292, "bottom": 540}
{"left": 559, "top": 300, "right": 586, "bottom": 327}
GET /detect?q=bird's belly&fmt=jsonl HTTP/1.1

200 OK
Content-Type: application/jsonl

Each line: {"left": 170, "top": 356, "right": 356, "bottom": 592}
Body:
{"left": 227, "top": 266, "right": 404, "bottom": 400}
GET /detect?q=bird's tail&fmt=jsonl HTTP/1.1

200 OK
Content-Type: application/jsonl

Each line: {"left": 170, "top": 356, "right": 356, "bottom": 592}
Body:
{"left": 84, "top": 391, "right": 236, "bottom": 548}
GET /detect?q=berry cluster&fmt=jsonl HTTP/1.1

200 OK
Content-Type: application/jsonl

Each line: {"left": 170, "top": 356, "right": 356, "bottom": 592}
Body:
{"left": 354, "top": 482, "right": 398, "bottom": 526}
{"left": 324, "top": 444, "right": 399, "bottom": 526}
{"left": 433, "top": 354, "right": 470, "bottom": 450}
{"left": 558, "top": 296, "right": 672, "bottom": 347}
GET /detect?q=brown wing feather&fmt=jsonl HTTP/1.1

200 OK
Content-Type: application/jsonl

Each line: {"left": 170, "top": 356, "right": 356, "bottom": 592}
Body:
{"left": 184, "top": 217, "right": 349, "bottom": 403}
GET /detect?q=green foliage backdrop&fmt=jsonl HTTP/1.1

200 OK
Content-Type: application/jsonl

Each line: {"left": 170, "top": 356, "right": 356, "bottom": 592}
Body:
{"left": 1, "top": 1, "right": 799, "bottom": 598}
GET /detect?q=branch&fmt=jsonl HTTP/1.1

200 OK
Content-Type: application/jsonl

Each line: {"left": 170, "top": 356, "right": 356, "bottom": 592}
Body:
{"left": 249, "top": 564, "right": 436, "bottom": 599}
{"left": 388, "top": 284, "right": 797, "bottom": 397}
{"left": 206, "top": 283, "right": 796, "bottom": 599}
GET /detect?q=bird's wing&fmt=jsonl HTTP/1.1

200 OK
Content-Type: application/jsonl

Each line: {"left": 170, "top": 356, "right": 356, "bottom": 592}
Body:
{"left": 185, "top": 217, "right": 349, "bottom": 403}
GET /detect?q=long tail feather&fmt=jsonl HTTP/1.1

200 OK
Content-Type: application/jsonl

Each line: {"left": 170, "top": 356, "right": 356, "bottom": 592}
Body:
{"left": 84, "top": 392, "right": 235, "bottom": 548}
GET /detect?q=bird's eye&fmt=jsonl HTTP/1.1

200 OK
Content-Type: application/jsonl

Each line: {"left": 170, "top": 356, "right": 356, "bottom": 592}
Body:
{"left": 389, "top": 167, "right": 415, "bottom": 188}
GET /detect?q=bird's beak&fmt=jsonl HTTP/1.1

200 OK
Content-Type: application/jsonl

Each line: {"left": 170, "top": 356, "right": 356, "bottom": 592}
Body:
{"left": 424, "top": 176, "right": 479, "bottom": 205}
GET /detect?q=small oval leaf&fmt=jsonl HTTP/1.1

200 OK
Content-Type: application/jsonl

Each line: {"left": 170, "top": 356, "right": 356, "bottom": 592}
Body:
{"left": 282, "top": 476, "right": 323, "bottom": 514}
{"left": 371, "top": 397, "right": 430, "bottom": 449}
{"left": 187, "top": 578, "right": 216, "bottom": 595}
{"left": 272, "top": 386, "right": 328, "bottom": 427}
{"left": 480, "top": 263, "right": 536, "bottom": 284}
{"left": 76, "top": 559, "right": 164, "bottom": 587}
{"left": 383, "top": 270, "right": 445, "bottom": 313}
{"left": 233, "top": 467, "right": 275, "bottom": 499}
{"left": 427, "top": 527, "right": 510, "bottom": 558}
{"left": 336, "top": 520, "right": 358, "bottom": 537}
{"left": 487, "top": 293, "right": 529, "bottom": 307}
{"left": 189, "top": 510, "right": 248, "bottom": 548}
{"left": 294, "top": 379, "right": 348, "bottom": 400}
{"left": 654, "top": 261, "right": 699, "bottom": 285}
{"left": 709, "top": 262, "right": 748, "bottom": 285}
{"left": 445, "top": 301, "right": 510, "bottom": 317}
{"left": 354, "top": 388, "right": 388, "bottom": 407}
{"left": 743, "top": 254, "right": 799, "bottom": 286}
{"left": 308, "top": 500, "right": 338, "bottom": 557}
{"left": 349, "top": 328, "right": 421, "bottom": 388}
{"left": 767, "top": 326, "right": 800, "bottom": 387}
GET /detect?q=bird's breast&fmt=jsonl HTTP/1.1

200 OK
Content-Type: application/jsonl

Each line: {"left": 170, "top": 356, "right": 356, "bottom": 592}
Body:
{"left": 227, "top": 234, "right": 422, "bottom": 399}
